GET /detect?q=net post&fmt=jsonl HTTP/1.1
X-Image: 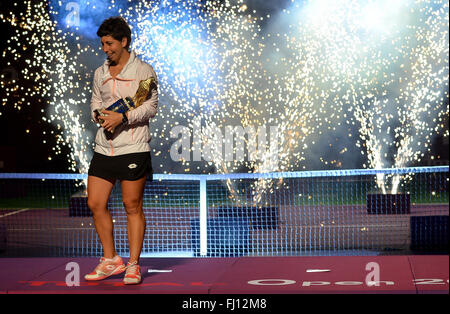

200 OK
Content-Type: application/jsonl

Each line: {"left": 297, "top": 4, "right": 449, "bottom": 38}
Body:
{"left": 199, "top": 177, "right": 208, "bottom": 256}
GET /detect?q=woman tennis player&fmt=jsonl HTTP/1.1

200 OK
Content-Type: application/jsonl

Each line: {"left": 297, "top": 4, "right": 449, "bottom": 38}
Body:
{"left": 84, "top": 16, "right": 158, "bottom": 285}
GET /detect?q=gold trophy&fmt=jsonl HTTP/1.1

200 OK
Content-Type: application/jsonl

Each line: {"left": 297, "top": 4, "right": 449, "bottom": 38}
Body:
{"left": 94, "top": 77, "right": 156, "bottom": 128}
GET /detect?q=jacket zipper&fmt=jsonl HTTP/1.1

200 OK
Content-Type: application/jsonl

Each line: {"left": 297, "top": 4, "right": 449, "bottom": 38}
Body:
{"left": 109, "top": 140, "right": 114, "bottom": 156}
{"left": 110, "top": 79, "right": 116, "bottom": 156}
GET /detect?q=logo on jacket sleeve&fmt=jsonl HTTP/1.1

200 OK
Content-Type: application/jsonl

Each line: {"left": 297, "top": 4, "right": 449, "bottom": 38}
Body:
{"left": 128, "top": 163, "right": 138, "bottom": 169}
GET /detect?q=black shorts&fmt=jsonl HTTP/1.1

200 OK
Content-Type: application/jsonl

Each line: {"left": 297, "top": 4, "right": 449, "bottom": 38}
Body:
{"left": 88, "top": 151, "right": 153, "bottom": 181}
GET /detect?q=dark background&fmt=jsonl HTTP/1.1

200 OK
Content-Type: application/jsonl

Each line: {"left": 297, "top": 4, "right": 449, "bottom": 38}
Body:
{"left": 0, "top": 1, "right": 448, "bottom": 173}
{"left": 0, "top": 1, "right": 70, "bottom": 172}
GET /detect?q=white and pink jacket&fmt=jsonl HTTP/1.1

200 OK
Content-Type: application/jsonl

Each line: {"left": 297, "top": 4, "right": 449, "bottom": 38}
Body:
{"left": 90, "top": 51, "right": 158, "bottom": 156}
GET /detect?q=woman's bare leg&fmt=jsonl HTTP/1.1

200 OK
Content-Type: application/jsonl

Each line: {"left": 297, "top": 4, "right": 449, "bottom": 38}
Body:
{"left": 121, "top": 176, "right": 147, "bottom": 264}
{"left": 87, "top": 175, "right": 116, "bottom": 259}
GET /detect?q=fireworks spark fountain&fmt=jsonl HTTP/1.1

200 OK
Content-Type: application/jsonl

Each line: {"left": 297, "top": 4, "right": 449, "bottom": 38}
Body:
{"left": 0, "top": 0, "right": 448, "bottom": 201}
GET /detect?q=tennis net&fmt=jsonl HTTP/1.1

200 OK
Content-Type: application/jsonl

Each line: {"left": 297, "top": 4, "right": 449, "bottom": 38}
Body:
{"left": 0, "top": 166, "right": 448, "bottom": 257}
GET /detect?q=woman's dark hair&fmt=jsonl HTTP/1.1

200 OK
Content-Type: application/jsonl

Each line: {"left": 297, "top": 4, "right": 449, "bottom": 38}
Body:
{"left": 97, "top": 17, "right": 131, "bottom": 50}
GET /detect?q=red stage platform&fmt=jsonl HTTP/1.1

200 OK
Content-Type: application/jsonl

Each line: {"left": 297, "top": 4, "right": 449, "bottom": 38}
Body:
{"left": 0, "top": 256, "right": 447, "bottom": 294}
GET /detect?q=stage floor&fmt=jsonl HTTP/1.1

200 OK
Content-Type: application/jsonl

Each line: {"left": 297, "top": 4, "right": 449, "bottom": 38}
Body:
{"left": 0, "top": 255, "right": 447, "bottom": 294}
